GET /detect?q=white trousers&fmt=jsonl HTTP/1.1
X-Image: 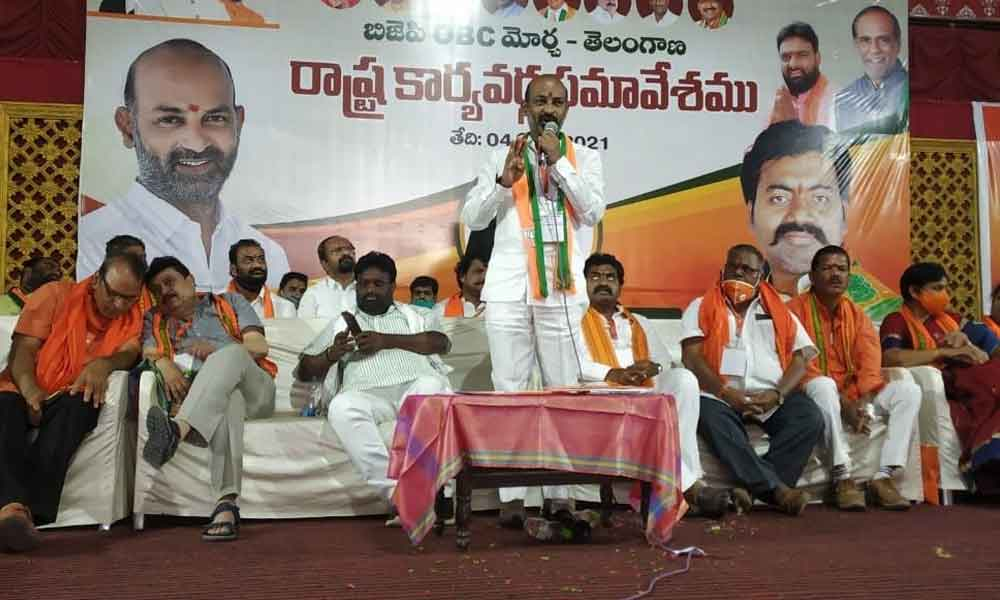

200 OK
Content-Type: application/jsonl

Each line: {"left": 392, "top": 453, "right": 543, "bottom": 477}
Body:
{"left": 659, "top": 368, "right": 704, "bottom": 492}
{"left": 804, "top": 376, "right": 921, "bottom": 475}
{"left": 485, "top": 301, "right": 585, "bottom": 503}
{"left": 327, "top": 375, "right": 451, "bottom": 502}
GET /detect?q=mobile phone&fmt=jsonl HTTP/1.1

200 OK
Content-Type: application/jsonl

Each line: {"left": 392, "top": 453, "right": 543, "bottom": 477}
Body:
{"left": 342, "top": 311, "right": 362, "bottom": 336}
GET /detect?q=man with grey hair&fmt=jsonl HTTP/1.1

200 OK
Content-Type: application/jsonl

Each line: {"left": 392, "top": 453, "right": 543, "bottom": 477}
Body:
{"left": 78, "top": 38, "right": 289, "bottom": 293}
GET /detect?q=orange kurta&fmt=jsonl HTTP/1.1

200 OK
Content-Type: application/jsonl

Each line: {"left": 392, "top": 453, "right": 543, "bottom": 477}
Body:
{"left": 787, "top": 292, "right": 884, "bottom": 403}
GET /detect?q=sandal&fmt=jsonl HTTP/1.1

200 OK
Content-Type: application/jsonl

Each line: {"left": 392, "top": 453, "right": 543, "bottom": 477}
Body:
{"left": 143, "top": 405, "right": 181, "bottom": 469}
{"left": 202, "top": 501, "right": 240, "bottom": 542}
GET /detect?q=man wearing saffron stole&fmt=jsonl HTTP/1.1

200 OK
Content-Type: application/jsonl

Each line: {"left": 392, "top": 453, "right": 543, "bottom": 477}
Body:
{"left": 577, "top": 253, "right": 732, "bottom": 517}
{"left": 141, "top": 256, "right": 276, "bottom": 542}
{"left": 433, "top": 253, "right": 488, "bottom": 321}
{"left": 881, "top": 262, "right": 1000, "bottom": 493}
{"left": 768, "top": 22, "right": 834, "bottom": 129}
{"left": 681, "top": 245, "right": 824, "bottom": 516}
{"left": 227, "top": 239, "right": 296, "bottom": 320}
{"left": 0, "top": 257, "right": 61, "bottom": 317}
{"left": 0, "top": 253, "right": 146, "bottom": 552}
{"left": 788, "top": 246, "right": 919, "bottom": 511}
{"left": 462, "top": 73, "right": 605, "bottom": 525}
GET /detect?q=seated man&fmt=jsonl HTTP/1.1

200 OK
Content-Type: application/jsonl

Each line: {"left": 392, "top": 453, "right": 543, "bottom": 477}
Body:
{"left": 681, "top": 244, "right": 823, "bottom": 516}
{"left": 0, "top": 253, "right": 146, "bottom": 552}
{"left": 227, "top": 239, "right": 297, "bottom": 319}
{"left": 577, "top": 253, "right": 731, "bottom": 517}
{"left": 409, "top": 275, "right": 439, "bottom": 310}
{"left": 0, "top": 256, "right": 61, "bottom": 316}
{"left": 433, "top": 252, "right": 487, "bottom": 320}
{"left": 881, "top": 262, "right": 1000, "bottom": 493}
{"left": 296, "top": 252, "right": 451, "bottom": 514}
{"left": 278, "top": 272, "right": 308, "bottom": 310}
{"left": 103, "top": 234, "right": 154, "bottom": 312}
{"left": 788, "top": 246, "right": 920, "bottom": 511}
{"left": 141, "top": 256, "right": 277, "bottom": 542}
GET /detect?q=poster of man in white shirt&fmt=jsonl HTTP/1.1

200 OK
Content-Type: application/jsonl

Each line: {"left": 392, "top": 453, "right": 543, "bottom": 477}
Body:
{"left": 77, "top": 38, "right": 290, "bottom": 292}
{"left": 589, "top": 0, "right": 626, "bottom": 24}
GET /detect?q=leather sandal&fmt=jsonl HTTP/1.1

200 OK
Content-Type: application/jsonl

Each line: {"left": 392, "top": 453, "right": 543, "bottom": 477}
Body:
{"left": 202, "top": 501, "right": 240, "bottom": 542}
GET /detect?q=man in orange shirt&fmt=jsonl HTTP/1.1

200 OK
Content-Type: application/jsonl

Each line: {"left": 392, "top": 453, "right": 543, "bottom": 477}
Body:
{"left": 0, "top": 253, "right": 146, "bottom": 552}
{"left": 788, "top": 246, "right": 919, "bottom": 510}
{"left": 768, "top": 22, "right": 834, "bottom": 129}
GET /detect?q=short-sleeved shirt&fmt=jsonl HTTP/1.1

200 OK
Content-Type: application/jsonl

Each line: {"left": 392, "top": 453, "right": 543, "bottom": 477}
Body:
{"left": 301, "top": 303, "right": 442, "bottom": 394}
{"left": 0, "top": 281, "right": 140, "bottom": 394}
{"left": 680, "top": 295, "right": 815, "bottom": 400}
{"left": 142, "top": 292, "right": 261, "bottom": 370}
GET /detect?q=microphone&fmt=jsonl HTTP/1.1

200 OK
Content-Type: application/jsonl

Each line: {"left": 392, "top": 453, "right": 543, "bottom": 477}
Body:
{"left": 539, "top": 121, "right": 560, "bottom": 167}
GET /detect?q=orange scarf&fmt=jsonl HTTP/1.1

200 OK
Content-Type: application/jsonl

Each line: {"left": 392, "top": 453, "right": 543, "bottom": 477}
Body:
{"left": 35, "top": 279, "right": 143, "bottom": 394}
{"left": 512, "top": 137, "right": 578, "bottom": 300}
{"left": 800, "top": 74, "right": 829, "bottom": 126}
{"left": 152, "top": 293, "right": 277, "bottom": 378}
{"left": 219, "top": 0, "right": 266, "bottom": 24}
{"left": 698, "top": 281, "right": 796, "bottom": 382}
{"left": 800, "top": 292, "right": 856, "bottom": 379}
{"left": 581, "top": 306, "right": 653, "bottom": 387}
{"left": 227, "top": 280, "right": 274, "bottom": 319}
{"left": 984, "top": 316, "right": 1000, "bottom": 341}
{"left": 898, "top": 305, "right": 959, "bottom": 350}
{"left": 444, "top": 293, "right": 464, "bottom": 317}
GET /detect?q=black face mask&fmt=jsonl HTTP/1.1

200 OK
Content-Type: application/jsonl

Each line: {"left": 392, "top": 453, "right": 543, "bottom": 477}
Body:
{"left": 236, "top": 271, "right": 267, "bottom": 294}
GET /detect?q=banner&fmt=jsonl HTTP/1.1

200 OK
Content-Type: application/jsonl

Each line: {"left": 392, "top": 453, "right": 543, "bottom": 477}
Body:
{"left": 79, "top": 0, "right": 909, "bottom": 315}
{"left": 974, "top": 101, "right": 1000, "bottom": 313}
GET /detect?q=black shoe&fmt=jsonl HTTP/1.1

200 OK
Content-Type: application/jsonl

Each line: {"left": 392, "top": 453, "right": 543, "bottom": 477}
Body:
{"left": 143, "top": 405, "right": 181, "bottom": 469}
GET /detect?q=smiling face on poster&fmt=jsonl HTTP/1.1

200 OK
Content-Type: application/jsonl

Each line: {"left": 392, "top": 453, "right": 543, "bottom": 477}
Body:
{"left": 79, "top": 0, "right": 908, "bottom": 311}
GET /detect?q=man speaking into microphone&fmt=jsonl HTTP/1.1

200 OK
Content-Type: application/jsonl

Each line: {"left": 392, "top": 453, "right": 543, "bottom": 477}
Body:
{"left": 462, "top": 74, "right": 606, "bottom": 523}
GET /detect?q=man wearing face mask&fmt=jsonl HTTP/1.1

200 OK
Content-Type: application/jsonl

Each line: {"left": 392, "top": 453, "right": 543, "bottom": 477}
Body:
{"left": 881, "top": 262, "right": 1000, "bottom": 492}
{"left": 226, "top": 239, "right": 296, "bottom": 320}
{"left": 295, "top": 252, "right": 451, "bottom": 514}
{"left": 788, "top": 246, "right": 920, "bottom": 511}
{"left": 462, "top": 74, "right": 605, "bottom": 524}
{"left": 680, "top": 244, "right": 823, "bottom": 516}
{"left": 409, "top": 276, "right": 439, "bottom": 310}
{"left": 298, "top": 235, "right": 357, "bottom": 319}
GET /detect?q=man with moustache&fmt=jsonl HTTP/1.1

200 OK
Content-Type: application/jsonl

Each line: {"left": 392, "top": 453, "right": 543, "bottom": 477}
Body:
{"left": 434, "top": 253, "right": 488, "bottom": 320}
{"left": 298, "top": 235, "right": 357, "bottom": 319}
{"left": 788, "top": 246, "right": 919, "bottom": 510}
{"left": 462, "top": 73, "right": 605, "bottom": 523}
{"left": 768, "top": 22, "right": 833, "bottom": 129}
{"left": 78, "top": 38, "right": 290, "bottom": 293}
{"left": 835, "top": 5, "right": 908, "bottom": 134}
{"left": 540, "top": 0, "right": 576, "bottom": 22}
{"left": 295, "top": 252, "right": 451, "bottom": 511}
{"left": 742, "top": 120, "right": 900, "bottom": 322}
{"left": 647, "top": 0, "right": 678, "bottom": 27}
{"left": 0, "top": 257, "right": 62, "bottom": 316}
{"left": 694, "top": 0, "right": 728, "bottom": 30}
{"left": 278, "top": 272, "right": 308, "bottom": 309}
{"left": 590, "top": 0, "right": 624, "bottom": 24}
{"left": 226, "top": 239, "right": 296, "bottom": 319}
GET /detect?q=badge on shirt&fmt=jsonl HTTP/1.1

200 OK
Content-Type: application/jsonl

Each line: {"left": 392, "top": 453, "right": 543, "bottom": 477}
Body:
{"left": 720, "top": 347, "right": 748, "bottom": 377}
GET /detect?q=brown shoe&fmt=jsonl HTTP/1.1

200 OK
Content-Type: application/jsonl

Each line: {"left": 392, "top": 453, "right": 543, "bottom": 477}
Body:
{"left": 868, "top": 478, "right": 911, "bottom": 511}
{"left": 731, "top": 487, "right": 753, "bottom": 515}
{"left": 773, "top": 487, "right": 809, "bottom": 516}
{"left": 683, "top": 481, "right": 730, "bottom": 519}
{"left": 835, "top": 479, "right": 866, "bottom": 512}
{"left": 0, "top": 503, "right": 41, "bottom": 552}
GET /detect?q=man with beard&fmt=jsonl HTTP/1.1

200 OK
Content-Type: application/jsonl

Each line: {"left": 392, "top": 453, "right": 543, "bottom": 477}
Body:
{"left": 78, "top": 38, "right": 290, "bottom": 293}
{"left": 278, "top": 272, "right": 308, "bottom": 309}
{"left": 590, "top": 0, "right": 624, "bottom": 24}
{"left": 462, "top": 73, "right": 605, "bottom": 523}
{"left": 834, "top": 6, "right": 908, "bottom": 134}
{"left": 226, "top": 239, "right": 296, "bottom": 319}
{"left": 298, "top": 235, "right": 357, "bottom": 319}
{"left": 295, "top": 252, "right": 451, "bottom": 512}
{"left": 768, "top": 22, "right": 833, "bottom": 129}
{"left": 0, "top": 257, "right": 62, "bottom": 316}
{"left": 742, "top": 120, "right": 900, "bottom": 322}
{"left": 141, "top": 256, "right": 276, "bottom": 541}
{"left": 577, "top": 253, "right": 732, "bottom": 517}
{"left": 647, "top": 0, "right": 678, "bottom": 27}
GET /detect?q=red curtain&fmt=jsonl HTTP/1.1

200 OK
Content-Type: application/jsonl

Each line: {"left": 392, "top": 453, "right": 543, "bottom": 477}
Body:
{"left": 0, "top": 0, "right": 85, "bottom": 59}
{"left": 910, "top": 25, "right": 1000, "bottom": 101}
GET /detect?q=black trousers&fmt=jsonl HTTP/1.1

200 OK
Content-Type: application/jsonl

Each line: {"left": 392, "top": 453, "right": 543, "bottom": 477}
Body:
{"left": 697, "top": 390, "right": 824, "bottom": 500}
{"left": 0, "top": 392, "right": 100, "bottom": 525}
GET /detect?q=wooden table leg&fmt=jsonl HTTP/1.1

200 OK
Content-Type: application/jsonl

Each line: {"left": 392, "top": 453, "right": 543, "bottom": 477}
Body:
{"left": 455, "top": 470, "right": 472, "bottom": 550}
{"left": 599, "top": 483, "right": 613, "bottom": 527}
{"left": 433, "top": 487, "right": 449, "bottom": 535}
{"left": 640, "top": 481, "right": 652, "bottom": 527}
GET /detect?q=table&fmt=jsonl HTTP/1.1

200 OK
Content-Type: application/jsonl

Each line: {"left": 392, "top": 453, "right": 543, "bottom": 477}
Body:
{"left": 387, "top": 392, "right": 682, "bottom": 548}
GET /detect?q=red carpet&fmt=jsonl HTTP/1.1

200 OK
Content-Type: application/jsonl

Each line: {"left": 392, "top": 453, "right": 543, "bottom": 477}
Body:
{"left": 4, "top": 504, "right": 999, "bottom": 600}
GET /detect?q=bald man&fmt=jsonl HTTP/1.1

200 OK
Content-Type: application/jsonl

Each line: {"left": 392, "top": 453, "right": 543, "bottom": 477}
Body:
{"left": 78, "top": 38, "right": 289, "bottom": 293}
{"left": 297, "top": 235, "right": 357, "bottom": 319}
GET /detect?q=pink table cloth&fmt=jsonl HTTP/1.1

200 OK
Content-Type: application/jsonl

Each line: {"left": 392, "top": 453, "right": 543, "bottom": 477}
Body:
{"left": 388, "top": 392, "right": 683, "bottom": 546}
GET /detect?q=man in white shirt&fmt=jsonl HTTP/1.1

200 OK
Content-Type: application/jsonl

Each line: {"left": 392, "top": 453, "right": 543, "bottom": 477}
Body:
{"left": 433, "top": 253, "right": 488, "bottom": 321}
{"left": 577, "top": 253, "right": 731, "bottom": 517}
{"left": 78, "top": 38, "right": 289, "bottom": 293}
{"left": 486, "top": 0, "right": 526, "bottom": 18}
{"left": 226, "top": 239, "right": 296, "bottom": 319}
{"left": 295, "top": 252, "right": 451, "bottom": 511}
{"left": 590, "top": 0, "right": 623, "bottom": 24}
{"left": 540, "top": 0, "right": 576, "bottom": 22}
{"left": 298, "top": 235, "right": 357, "bottom": 319}
{"left": 680, "top": 245, "right": 824, "bottom": 516}
{"left": 647, "top": 0, "right": 678, "bottom": 27}
{"left": 461, "top": 73, "right": 605, "bottom": 523}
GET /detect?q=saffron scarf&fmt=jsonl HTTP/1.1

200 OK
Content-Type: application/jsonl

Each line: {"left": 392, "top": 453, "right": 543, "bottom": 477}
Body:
{"left": 227, "top": 280, "right": 275, "bottom": 319}
{"left": 35, "top": 279, "right": 143, "bottom": 394}
{"left": 511, "top": 134, "right": 577, "bottom": 299}
{"left": 898, "top": 305, "right": 959, "bottom": 350}
{"left": 802, "top": 292, "right": 856, "bottom": 379}
{"left": 698, "top": 281, "right": 796, "bottom": 382}
{"left": 581, "top": 306, "right": 653, "bottom": 387}
{"left": 443, "top": 293, "right": 464, "bottom": 317}
{"left": 152, "top": 293, "right": 277, "bottom": 378}
{"left": 7, "top": 287, "right": 26, "bottom": 309}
